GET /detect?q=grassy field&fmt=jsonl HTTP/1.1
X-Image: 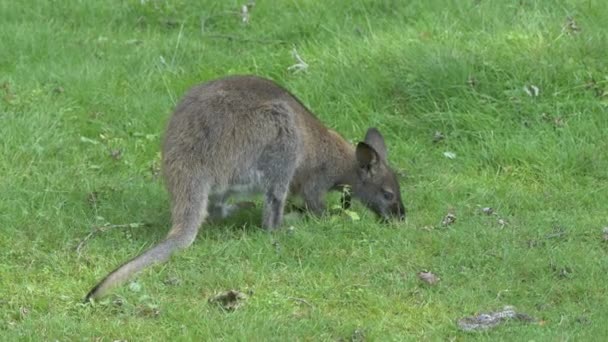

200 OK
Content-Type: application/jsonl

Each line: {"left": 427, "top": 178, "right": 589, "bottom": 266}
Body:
{"left": 2, "top": 0, "right": 608, "bottom": 340}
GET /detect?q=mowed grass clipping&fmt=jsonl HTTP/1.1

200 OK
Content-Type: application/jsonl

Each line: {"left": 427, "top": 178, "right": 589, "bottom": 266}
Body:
{"left": 1, "top": 0, "right": 607, "bottom": 340}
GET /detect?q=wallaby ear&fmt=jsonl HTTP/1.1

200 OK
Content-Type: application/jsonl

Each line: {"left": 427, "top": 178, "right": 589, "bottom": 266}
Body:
{"left": 364, "top": 128, "right": 387, "bottom": 160}
{"left": 356, "top": 142, "right": 379, "bottom": 170}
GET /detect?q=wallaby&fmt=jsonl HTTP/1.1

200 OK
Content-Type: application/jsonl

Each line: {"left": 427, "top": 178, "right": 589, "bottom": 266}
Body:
{"left": 85, "top": 75, "right": 405, "bottom": 301}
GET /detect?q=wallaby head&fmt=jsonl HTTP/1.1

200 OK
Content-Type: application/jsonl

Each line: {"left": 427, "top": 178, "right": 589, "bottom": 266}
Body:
{"left": 351, "top": 128, "right": 406, "bottom": 221}
{"left": 84, "top": 75, "right": 406, "bottom": 301}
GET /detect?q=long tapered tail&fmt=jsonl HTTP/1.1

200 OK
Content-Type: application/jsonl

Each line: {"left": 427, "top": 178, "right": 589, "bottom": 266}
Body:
{"left": 84, "top": 235, "right": 190, "bottom": 301}
{"left": 85, "top": 163, "right": 210, "bottom": 301}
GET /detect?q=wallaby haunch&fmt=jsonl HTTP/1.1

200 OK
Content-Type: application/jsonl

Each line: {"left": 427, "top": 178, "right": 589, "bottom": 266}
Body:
{"left": 85, "top": 75, "right": 406, "bottom": 300}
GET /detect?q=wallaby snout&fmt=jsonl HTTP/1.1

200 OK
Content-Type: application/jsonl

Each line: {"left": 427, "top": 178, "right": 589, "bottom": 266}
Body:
{"left": 377, "top": 198, "right": 407, "bottom": 222}
{"left": 84, "top": 75, "right": 406, "bottom": 300}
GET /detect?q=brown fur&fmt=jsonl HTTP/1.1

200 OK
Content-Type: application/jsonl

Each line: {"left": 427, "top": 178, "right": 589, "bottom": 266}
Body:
{"left": 85, "top": 75, "right": 405, "bottom": 301}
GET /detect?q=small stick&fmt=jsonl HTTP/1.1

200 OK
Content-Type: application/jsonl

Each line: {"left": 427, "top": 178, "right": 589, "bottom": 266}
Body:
{"left": 76, "top": 223, "right": 143, "bottom": 256}
{"left": 288, "top": 297, "right": 314, "bottom": 308}
{"left": 545, "top": 232, "right": 566, "bottom": 239}
{"left": 202, "top": 33, "right": 287, "bottom": 45}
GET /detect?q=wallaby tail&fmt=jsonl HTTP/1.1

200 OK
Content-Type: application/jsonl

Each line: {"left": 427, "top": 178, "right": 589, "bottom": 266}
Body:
{"left": 84, "top": 233, "right": 193, "bottom": 301}
{"left": 85, "top": 178, "right": 209, "bottom": 301}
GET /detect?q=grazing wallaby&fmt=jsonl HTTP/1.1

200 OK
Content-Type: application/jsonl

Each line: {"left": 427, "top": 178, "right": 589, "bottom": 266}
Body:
{"left": 85, "top": 75, "right": 405, "bottom": 301}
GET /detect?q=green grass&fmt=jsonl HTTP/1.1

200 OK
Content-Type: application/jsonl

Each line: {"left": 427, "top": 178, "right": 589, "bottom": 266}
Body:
{"left": 1, "top": 0, "right": 608, "bottom": 340}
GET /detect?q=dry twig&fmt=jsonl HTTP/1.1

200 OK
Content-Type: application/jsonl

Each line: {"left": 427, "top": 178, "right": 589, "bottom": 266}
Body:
{"left": 202, "top": 33, "right": 287, "bottom": 45}
{"left": 288, "top": 296, "right": 314, "bottom": 308}
{"left": 76, "top": 222, "right": 144, "bottom": 256}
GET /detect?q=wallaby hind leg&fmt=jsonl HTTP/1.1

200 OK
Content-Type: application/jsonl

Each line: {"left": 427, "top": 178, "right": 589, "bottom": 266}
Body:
{"left": 263, "top": 184, "right": 290, "bottom": 229}
{"left": 259, "top": 149, "right": 297, "bottom": 230}
{"left": 85, "top": 174, "right": 209, "bottom": 301}
{"left": 254, "top": 103, "right": 299, "bottom": 230}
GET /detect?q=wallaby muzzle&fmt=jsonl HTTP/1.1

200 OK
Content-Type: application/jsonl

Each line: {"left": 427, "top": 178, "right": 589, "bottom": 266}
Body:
{"left": 370, "top": 200, "right": 406, "bottom": 222}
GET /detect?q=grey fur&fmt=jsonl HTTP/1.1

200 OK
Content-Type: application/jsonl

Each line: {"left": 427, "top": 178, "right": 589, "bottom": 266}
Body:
{"left": 84, "top": 75, "right": 405, "bottom": 301}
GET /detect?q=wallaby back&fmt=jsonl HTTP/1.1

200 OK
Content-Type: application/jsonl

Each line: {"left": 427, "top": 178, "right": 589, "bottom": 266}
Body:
{"left": 85, "top": 75, "right": 405, "bottom": 300}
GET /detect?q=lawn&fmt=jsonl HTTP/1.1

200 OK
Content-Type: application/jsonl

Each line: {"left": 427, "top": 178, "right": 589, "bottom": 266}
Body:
{"left": 1, "top": 0, "right": 607, "bottom": 340}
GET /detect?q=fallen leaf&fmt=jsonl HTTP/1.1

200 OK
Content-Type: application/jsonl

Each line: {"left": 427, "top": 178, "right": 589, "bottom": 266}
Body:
{"left": 457, "top": 305, "right": 535, "bottom": 332}
{"left": 418, "top": 271, "right": 440, "bottom": 285}
{"left": 540, "top": 112, "right": 551, "bottom": 121}
{"left": 586, "top": 78, "right": 607, "bottom": 98}
{"left": 112, "top": 298, "right": 124, "bottom": 307}
{"left": 162, "top": 276, "right": 182, "bottom": 286}
{"left": 564, "top": 16, "right": 581, "bottom": 34}
{"left": 433, "top": 131, "right": 445, "bottom": 143}
{"left": 550, "top": 263, "right": 573, "bottom": 279}
{"left": 553, "top": 116, "right": 565, "bottom": 127}
{"left": 137, "top": 304, "right": 161, "bottom": 318}
{"left": 208, "top": 290, "right": 248, "bottom": 311}
{"left": 481, "top": 207, "right": 494, "bottom": 215}
{"left": 523, "top": 85, "right": 540, "bottom": 97}
{"left": 467, "top": 75, "right": 477, "bottom": 88}
{"left": 337, "top": 327, "right": 366, "bottom": 342}
{"left": 351, "top": 328, "right": 366, "bottom": 342}
{"left": 128, "top": 281, "right": 142, "bottom": 293}
{"left": 110, "top": 149, "right": 122, "bottom": 160}
{"left": 19, "top": 306, "right": 28, "bottom": 319}
{"left": 442, "top": 212, "right": 456, "bottom": 226}
{"left": 443, "top": 151, "right": 456, "bottom": 159}
{"left": 272, "top": 240, "right": 281, "bottom": 252}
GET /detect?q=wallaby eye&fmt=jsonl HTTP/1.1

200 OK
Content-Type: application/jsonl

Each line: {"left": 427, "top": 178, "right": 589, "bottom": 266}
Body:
{"left": 382, "top": 189, "right": 394, "bottom": 201}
